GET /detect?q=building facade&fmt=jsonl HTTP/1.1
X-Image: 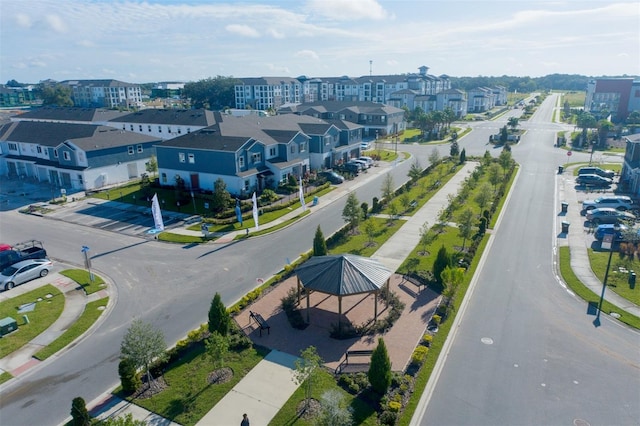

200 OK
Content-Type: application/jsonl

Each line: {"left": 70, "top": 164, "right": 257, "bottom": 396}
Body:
{"left": 585, "top": 78, "right": 637, "bottom": 122}
{"left": 62, "top": 79, "right": 143, "bottom": 109}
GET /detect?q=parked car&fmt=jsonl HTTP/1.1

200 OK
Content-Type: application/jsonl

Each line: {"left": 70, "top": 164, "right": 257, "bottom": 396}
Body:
{"left": 0, "top": 240, "right": 48, "bottom": 271}
{"left": 318, "top": 170, "right": 344, "bottom": 184}
{"left": 586, "top": 207, "right": 636, "bottom": 225}
{"left": 358, "top": 156, "right": 374, "bottom": 168}
{"left": 582, "top": 195, "right": 634, "bottom": 211}
{"left": 336, "top": 162, "right": 360, "bottom": 175}
{"left": 0, "top": 258, "right": 53, "bottom": 291}
{"left": 576, "top": 174, "right": 613, "bottom": 187}
{"left": 594, "top": 223, "right": 640, "bottom": 242}
{"left": 360, "top": 141, "right": 372, "bottom": 151}
{"left": 350, "top": 159, "right": 369, "bottom": 170}
{"left": 578, "top": 167, "right": 616, "bottom": 180}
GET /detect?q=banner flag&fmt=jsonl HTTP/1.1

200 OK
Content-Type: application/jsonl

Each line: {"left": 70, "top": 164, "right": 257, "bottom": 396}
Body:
{"left": 235, "top": 199, "right": 243, "bottom": 225}
{"left": 151, "top": 193, "right": 165, "bottom": 231}
{"left": 252, "top": 192, "right": 259, "bottom": 231}
{"left": 299, "top": 177, "right": 307, "bottom": 211}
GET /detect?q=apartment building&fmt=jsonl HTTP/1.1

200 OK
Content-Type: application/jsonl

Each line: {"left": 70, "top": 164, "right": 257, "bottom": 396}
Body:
{"left": 585, "top": 78, "right": 639, "bottom": 122}
{"left": 61, "top": 79, "right": 143, "bottom": 109}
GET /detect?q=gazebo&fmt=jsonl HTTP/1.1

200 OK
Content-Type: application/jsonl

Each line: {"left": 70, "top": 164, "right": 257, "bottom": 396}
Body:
{"left": 294, "top": 254, "right": 393, "bottom": 330}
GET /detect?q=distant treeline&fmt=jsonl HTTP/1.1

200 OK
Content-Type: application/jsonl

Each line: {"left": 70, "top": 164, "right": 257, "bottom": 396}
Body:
{"left": 449, "top": 74, "right": 639, "bottom": 93}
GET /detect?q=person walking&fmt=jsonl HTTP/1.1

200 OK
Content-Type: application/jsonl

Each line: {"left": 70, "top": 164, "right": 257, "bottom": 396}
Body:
{"left": 241, "top": 413, "right": 250, "bottom": 426}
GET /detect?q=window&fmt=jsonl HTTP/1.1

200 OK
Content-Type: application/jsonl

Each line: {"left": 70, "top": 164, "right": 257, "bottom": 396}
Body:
{"left": 188, "top": 153, "right": 195, "bottom": 164}
{"left": 63, "top": 151, "right": 71, "bottom": 161}
{"left": 168, "top": 127, "right": 172, "bottom": 133}
{"left": 139, "top": 125, "right": 143, "bottom": 132}
{"left": 244, "top": 180, "right": 250, "bottom": 191}
{"left": 300, "top": 142, "right": 306, "bottom": 152}
{"left": 130, "top": 125, "right": 134, "bottom": 131}
{"left": 177, "top": 128, "right": 182, "bottom": 134}
{"left": 78, "top": 174, "right": 83, "bottom": 185}
{"left": 158, "top": 126, "right": 162, "bottom": 133}
{"left": 54, "top": 149, "right": 58, "bottom": 158}
{"left": 8, "top": 143, "right": 17, "bottom": 150}
{"left": 128, "top": 146, "right": 134, "bottom": 155}
{"left": 148, "top": 125, "right": 152, "bottom": 132}
{"left": 179, "top": 152, "right": 186, "bottom": 163}
{"left": 122, "top": 125, "right": 126, "bottom": 130}
{"left": 269, "top": 147, "right": 276, "bottom": 156}
{"left": 37, "top": 146, "right": 42, "bottom": 154}
{"left": 252, "top": 152, "right": 261, "bottom": 163}
{"left": 137, "top": 145, "right": 143, "bottom": 153}
{"left": 239, "top": 156, "right": 245, "bottom": 167}
{"left": 290, "top": 145, "right": 295, "bottom": 154}
{"left": 187, "top": 128, "right": 191, "bottom": 133}
{"left": 161, "top": 173, "right": 167, "bottom": 183}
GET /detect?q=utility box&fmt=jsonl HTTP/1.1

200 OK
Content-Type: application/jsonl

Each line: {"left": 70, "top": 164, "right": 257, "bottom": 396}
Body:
{"left": 561, "top": 202, "right": 568, "bottom": 213}
{"left": 0, "top": 317, "right": 18, "bottom": 336}
{"left": 562, "top": 221, "right": 570, "bottom": 233}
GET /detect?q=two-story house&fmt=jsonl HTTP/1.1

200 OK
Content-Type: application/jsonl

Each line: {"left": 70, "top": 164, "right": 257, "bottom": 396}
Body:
{"left": 108, "top": 108, "right": 218, "bottom": 140}
{"left": 0, "top": 121, "right": 160, "bottom": 190}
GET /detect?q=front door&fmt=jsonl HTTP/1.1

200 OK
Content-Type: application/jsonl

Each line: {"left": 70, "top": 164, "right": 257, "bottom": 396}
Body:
{"left": 190, "top": 173, "right": 200, "bottom": 190}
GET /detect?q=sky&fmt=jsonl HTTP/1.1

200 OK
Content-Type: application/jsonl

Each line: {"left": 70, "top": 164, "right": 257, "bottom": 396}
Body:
{"left": 1, "top": 0, "right": 638, "bottom": 84}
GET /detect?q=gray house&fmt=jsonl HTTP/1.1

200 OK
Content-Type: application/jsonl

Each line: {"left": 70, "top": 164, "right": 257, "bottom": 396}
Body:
{"left": 0, "top": 121, "right": 160, "bottom": 190}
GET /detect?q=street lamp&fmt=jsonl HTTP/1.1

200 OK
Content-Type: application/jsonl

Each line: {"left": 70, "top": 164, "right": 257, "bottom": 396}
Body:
{"left": 594, "top": 224, "right": 620, "bottom": 327}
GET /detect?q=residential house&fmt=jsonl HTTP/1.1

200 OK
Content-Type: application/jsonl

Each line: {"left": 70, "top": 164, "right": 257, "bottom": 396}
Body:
{"left": 620, "top": 133, "right": 640, "bottom": 195}
{"left": 0, "top": 121, "right": 160, "bottom": 190}
{"left": 12, "top": 106, "right": 127, "bottom": 125}
{"left": 467, "top": 87, "right": 496, "bottom": 112}
{"left": 436, "top": 89, "right": 468, "bottom": 117}
{"left": 234, "top": 77, "right": 303, "bottom": 110}
{"left": 61, "top": 79, "right": 143, "bottom": 108}
{"left": 108, "top": 108, "right": 218, "bottom": 140}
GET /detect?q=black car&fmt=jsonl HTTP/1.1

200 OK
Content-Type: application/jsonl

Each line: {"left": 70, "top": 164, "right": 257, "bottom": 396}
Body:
{"left": 337, "top": 163, "right": 360, "bottom": 175}
{"left": 318, "top": 170, "right": 345, "bottom": 184}
{"left": 576, "top": 174, "right": 612, "bottom": 187}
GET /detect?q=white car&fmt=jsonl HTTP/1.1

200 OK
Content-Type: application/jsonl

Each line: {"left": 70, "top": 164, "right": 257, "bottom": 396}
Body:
{"left": 582, "top": 195, "right": 634, "bottom": 211}
{"left": 0, "top": 258, "right": 53, "bottom": 291}
{"left": 358, "top": 156, "right": 374, "bottom": 168}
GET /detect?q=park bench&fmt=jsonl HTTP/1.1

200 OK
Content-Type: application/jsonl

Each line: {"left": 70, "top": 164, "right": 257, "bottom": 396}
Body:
{"left": 402, "top": 274, "right": 426, "bottom": 294}
{"left": 249, "top": 310, "right": 270, "bottom": 336}
{"left": 335, "top": 349, "right": 374, "bottom": 374}
{"left": 409, "top": 200, "right": 418, "bottom": 209}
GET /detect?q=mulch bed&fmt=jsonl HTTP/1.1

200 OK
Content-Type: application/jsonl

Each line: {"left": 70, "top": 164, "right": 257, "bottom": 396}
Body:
{"left": 207, "top": 367, "right": 234, "bottom": 385}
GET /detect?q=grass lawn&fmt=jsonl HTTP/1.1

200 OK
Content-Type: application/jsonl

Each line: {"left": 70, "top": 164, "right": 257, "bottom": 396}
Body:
{"left": 561, "top": 91, "right": 586, "bottom": 108}
{"left": 34, "top": 297, "right": 109, "bottom": 360}
{"left": 0, "top": 284, "right": 64, "bottom": 358}
{"left": 268, "top": 369, "right": 378, "bottom": 426}
{"left": 587, "top": 248, "right": 640, "bottom": 305}
{"left": 132, "top": 344, "right": 268, "bottom": 426}
{"left": 328, "top": 217, "right": 406, "bottom": 257}
{"left": 397, "top": 226, "right": 466, "bottom": 274}
{"left": 59, "top": 269, "right": 106, "bottom": 295}
{"left": 560, "top": 247, "right": 640, "bottom": 329}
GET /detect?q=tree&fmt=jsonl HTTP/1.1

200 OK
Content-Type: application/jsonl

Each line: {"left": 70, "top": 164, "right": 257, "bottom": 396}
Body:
{"left": 441, "top": 266, "right": 465, "bottom": 313}
{"left": 457, "top": 208, "right": 475, "bottom": 250}
{"left": 368, "top": 338, "right": 392, "bottom": 395}
{"left": 315, "top": 389, "right": 354, "bottom": 426}
{"left": 313, "top": 225, "right": 327, "bottom": 256}
{"left": 450, "top": 141, "right": 459, "bottom": 157}
{"left": 408, "top": 159, "right": 422, "bottom": 183}
{"left": 475, "top": 183, "right": 493, "bottom": 212}
{"left": 40, "top": 84, "right": 73, "bottom": 106}
{"left": 597, "top": 119, "right": 613, "bottom": 148}
{"left": 433, "top": 245, "right": 451, "bottom": 290}
{"left": 98, "top": 413, "right": 147, "bottom": 426}
{"left": 459, "top": 148, "right": 466, "bottom": 163}
{"left": 211, "top": 178, "right": 232, "bottom": 213}
{"left": 118, "top": 358, "right": 141, "bottom": 394}
{"left": 208, "top": 292, "right": 230, "bottom": 336}
{"left": 499, "top": 125, "right": 509, "bottom": 145}
{"left": 342, "top": 192, "right": 362, "bottom": 231}
{"left": 293, "top": 346, "right": 323, "bottom": 412}
{"left": 360, "top": 202, "right": 369, "bottom": 220}
{"left": 388, "top": 202, "right": 398, "bottom": 224}
{"left": 577, "top": 111, "right": 597, "bottom": 147}
{"left": 364, "top": 220, "right": 376, "bottom": 245}
{"left": 487, "top": 163, "right": 502, "bottom": 191}
{"left": 183, "top": 76, "right": 239, "bottom": 110}
{"left": 482, "top": 150, "right": 492, "bottom": 166}
{"left": 419, "top": 221, "right": 435, "bottom": 255}
{"left": 428, "top": 147, "right": 441, "bottom": 166}
{"left": 498, "top": 149, "right": 513, "bottom": 177}
{"left": 205, "top": 331, "right": 229, "bottom": 369}
{"left": 120, "top": 318, "right": 167, "bottom": 389}
{"left": 145, "top": 155, "right": 158, "bottom": 177}
{"left": 507, "top": 116, "right": 519, "bottom": 132}
{"left": 70, "top": 397, "right": 91, "bottom": 426}
{"left": 381, "top": 172, "right": 395, "bottom": 204}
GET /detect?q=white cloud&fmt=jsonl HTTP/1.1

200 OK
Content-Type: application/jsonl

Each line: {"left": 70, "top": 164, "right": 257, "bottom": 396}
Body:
{"left": 266, "top": 28, "right": 285, "bottom": 39}
{"left": 295, "top": 50, "right": 319, "bottom": 60}
{"left": 225, "top": 24, "right": 260, "bottom": 38}
{"left": 76, "top": 40, "right": 95, "bottom": 48}
{"left": 45, "top": 14, "right": 67, "bottom": 33}
{"left": 306, "top": 0, "right": 387, "bottom": 20}
{"left": 266, "top": 63, "right": 291, "bottom": 74}
{"left": 15, "top": 13, "right": 31, "bottom": 28}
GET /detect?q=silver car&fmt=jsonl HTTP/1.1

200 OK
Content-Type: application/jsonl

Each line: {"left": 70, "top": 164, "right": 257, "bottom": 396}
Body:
{"left": 0, "top": 258, "right": 53, "bottom": 291}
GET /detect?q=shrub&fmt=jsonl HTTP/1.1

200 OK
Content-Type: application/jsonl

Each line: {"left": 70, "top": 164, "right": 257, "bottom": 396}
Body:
{"left": 118, "top": 358, "right": 141, "bottom": 394}
{"left": 388, "top": 401, "right": 402, "bottom": 412}
{"left": 422, "top": 334, "right": 433, "bottom": 346}
{"left": 379, "top": 410, "right": 397, "bottom": 425}
{"left": 411, "top": 346, "right": 429, "bottom": 366}
{"left": 369, "top": 338, "right": 392, "bottom": 395}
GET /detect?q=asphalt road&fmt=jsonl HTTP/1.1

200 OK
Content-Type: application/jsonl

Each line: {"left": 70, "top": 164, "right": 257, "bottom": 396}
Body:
{"left": 414, "top": 95, "right": 640, "bottom": 425}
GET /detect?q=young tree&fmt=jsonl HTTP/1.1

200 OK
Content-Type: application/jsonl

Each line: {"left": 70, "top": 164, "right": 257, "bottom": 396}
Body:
{"left": 99, "top": 413, "right": 147, "bottom": 426}
{"left": 342, "top": 192, "right": 362, "bottom": 231}
{"left": 388, "top": 201, "right": 398, "bottom": 225}
{"left": 482, "top": 150, "right": 492, "bottom": 166}
{"left": 441, "top": 266, "right": 465, "bottom": 313}
{"left": 428, "top": 147, "right": 441, "bottom": 166}
{"left": 118, "top": 358, "right": 141, "bottom": 394}
{"left": 208, "top": 292, "right": 230, "bottom": 336}
{"left": 70, "top": 397, "right": 91, "bottom": 426}
{"left": 457, "top": 208, "right": 475, "bottom": 250}
{"left": 120, "top": 318, "right": 167, "bottom": 389}
{"left": 419, "top": 221, "right": 435, "bottom": 255}
{"left": 315, "top": 389, "right": 354, "bottom": 426}
{"left": 487, "top": 163, "right": 502, "bottom": 191}
{"left": 499, "top": 125, "right": 509, "bottom": 145}
{"left": 475, "top": 183, "right": 493, "bottom": 212}
{"left": 205, "top": 331, "right": 229, "bottom": 369}
{"left": 211, "top": 178, "right": 232, "bottom": 213}
{"left": 364, "top": 220, "right": 376, "bottom": 246}
{"left": 433, "top": 245, "right": 451, "bottom": 290}
{"left": 360, "top": 202, "right": 369, "bottom": 220}
{"left": 293, "top": 346, "right": 324, "bottom": 412}
{"left": 381, "top": 172, "right": 395, "bottom": 204}
{"left": 400, "top": 193, "right": 411, "bottom": 212}
{"left": 450, "top": 141, "right": 460, "bottom": 158}
{"left": 145, "top": 155, "right": 158, "bottom": 177}
{"left": 313, "top": 225, "right": 328, "bottom": 256}
{"left": 368, "top": 338, "right": 392, "bottom": 395}
{"left": 507, "top": 116, "right": 519, "bottom": 132}
{"left": 408, "top": 159, "right": 422, "bottom": 183}
{"left": 459, "top": 148, "right": 466, "bottom": 163}
{"left": 498, "top": 149, "right": 513, "bottom": 177}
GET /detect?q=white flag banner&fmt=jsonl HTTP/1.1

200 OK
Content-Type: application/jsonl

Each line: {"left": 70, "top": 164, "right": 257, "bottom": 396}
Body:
{"left": 151, "top": 193, "right": 164, "bottom": 231}
{"left": 252, "top": 192, "right": 259, "bottom": 231}
{"left": 299, "top": 177, "right": 307, "bottom": 211}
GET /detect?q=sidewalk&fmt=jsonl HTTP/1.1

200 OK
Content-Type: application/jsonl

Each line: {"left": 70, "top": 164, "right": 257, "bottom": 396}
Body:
{"left": 557, "top": 167, "right": 640, "bottom": 318}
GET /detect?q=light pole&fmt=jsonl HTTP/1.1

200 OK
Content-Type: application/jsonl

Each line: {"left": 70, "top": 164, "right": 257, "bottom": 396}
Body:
{"left": 594, "top": 225, "right": 619, "bottom": 327}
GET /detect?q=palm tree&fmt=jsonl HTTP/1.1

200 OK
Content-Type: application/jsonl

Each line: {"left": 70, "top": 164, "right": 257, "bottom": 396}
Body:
{"left": 507, "top": 117, "right": 519, "bottom": 132}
